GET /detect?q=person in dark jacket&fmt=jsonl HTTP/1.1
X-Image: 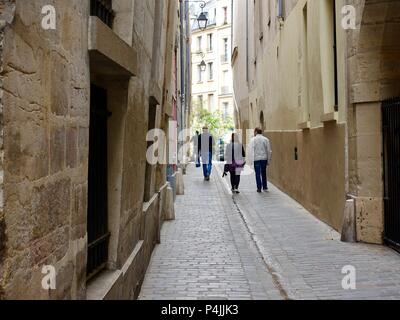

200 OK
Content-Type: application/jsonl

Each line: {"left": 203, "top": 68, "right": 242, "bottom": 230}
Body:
{"left": 198, "top": 126, "right": 215, "bottom": 181}
{"left": 225, "top": 133, "right": 246, "bottom": 193}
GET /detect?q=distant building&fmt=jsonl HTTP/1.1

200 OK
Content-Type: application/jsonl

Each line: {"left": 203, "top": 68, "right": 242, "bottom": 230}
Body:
{"left": 190, "top": 0, "right": 234, "bottom": 122}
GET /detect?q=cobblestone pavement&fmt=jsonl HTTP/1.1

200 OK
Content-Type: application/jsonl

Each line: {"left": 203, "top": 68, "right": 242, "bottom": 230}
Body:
{"left": 139, "top": 164, "right": 400, "bottom": 300}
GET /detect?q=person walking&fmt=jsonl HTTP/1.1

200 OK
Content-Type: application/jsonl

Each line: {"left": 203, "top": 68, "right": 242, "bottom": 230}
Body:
{"left": 192, "top": 130, "right": 200, "bottom": 167}
{"left": 248, "top": 128, "right": 272, "bottom": 193}
{"left": 198, "top": 126, "right": 215, "bottom": 181}
{"left": 225, "top": 133, "right": 246, "bottom": 193}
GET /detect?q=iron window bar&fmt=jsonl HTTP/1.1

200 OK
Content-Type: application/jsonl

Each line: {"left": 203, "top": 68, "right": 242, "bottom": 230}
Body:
{"left": 90, "top": 0, "right": 115, "bottom": 28}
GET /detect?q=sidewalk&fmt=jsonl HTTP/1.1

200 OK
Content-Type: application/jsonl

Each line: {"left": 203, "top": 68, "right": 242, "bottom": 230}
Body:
{"left": 139, "top": 163, "right": 400, "bottom": 300}
{"left": 139, "top": 164, "right": 282, "bottom": 300}
{"left": 219, "top": 163, "right": 400, "bottom": 300}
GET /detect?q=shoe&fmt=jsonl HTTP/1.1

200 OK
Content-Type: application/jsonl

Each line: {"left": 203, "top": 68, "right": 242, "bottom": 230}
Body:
{"left": 257, "top": 189, "right": 262, "bottom": 193}
{"left": 235, "top": 190, "right": 240, "bottom": 194}
{"left": 205, "top": 176, "right": 210, "bottom": 181}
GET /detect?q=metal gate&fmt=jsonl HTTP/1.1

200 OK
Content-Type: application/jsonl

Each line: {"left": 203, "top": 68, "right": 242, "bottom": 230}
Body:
{"left": 87, "top": 84, "right": 111, "bottom": 280}
{"left": 382, "top": 98, "right": 400, "bottom": 250}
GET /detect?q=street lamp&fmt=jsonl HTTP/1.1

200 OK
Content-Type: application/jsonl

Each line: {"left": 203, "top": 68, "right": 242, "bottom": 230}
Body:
{"left": 186, "top": 0, "right": 208, "bottom": 31}
{"left": 197, "top": 8, "right": 208, "bottom": 31}
{"left": 199, "top": 59, "right": 207, "bottom": 72}
{"left": 195, "top": 51, "right": 206, "bottom": 71}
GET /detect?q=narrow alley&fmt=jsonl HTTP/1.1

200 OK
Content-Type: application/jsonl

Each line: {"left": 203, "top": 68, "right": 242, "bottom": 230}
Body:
{"left": 140, "top": 164, "right": 400, "bottom": 300}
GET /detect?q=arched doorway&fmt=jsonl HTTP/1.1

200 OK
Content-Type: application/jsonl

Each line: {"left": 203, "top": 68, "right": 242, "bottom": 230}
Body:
{"left": 349, "top": 0, "right": 400, "bottom": 245}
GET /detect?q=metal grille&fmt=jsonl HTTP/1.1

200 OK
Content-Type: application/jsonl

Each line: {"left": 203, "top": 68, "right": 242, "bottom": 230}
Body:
{"left": 87, "top": 84, "right": 111, "bottom": 280}
{"left": 90, "top": 0, "right": 115, "bottom": 28}
{"left": 382, "top": 98, "right": 400, "bottom": 250}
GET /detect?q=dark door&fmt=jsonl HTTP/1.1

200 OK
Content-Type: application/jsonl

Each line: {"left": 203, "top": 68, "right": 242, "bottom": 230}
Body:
{"left": 382, "top": 98, "right": 400, "bottom": 250}
{"left": 87, "top": 84, "right": 111, "bottom": 280}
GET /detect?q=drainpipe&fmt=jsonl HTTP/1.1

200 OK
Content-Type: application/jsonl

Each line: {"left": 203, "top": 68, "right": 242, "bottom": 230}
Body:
{"left": 231, "top": 0, "right": 233, "bottom": 54}
{"left": 179, "top": 0, "right": 185, "bottom": 167}
{"left": 246, "top": 0, "right": 249, "bottom": 84}
{"left": 186, "top": 0, "right": 191, "bottom": 132}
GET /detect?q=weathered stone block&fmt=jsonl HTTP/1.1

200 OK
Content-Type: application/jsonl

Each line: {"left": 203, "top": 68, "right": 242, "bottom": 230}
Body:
{"left": 66, "top": 126, "right": 77, "bottom": 169}
{"left": 7, "top": 121, "right": 49, "bottom": 181}
{"left": 355, "top": 197, "right": 384, "bottom": 244}
{"left": 50, "top": 126, "right": 65, "bottom": 174}
{"left": 31, "top": 178, "right": 71, "bottom": 241}
{"left": 70, "top": 88, "right": 89, "bottom": 118}
{"left": 78, "top": 126, "right": 89, "bottom": 166}
{"left": 50, "top": 52, "right": 70, "bottom": 116}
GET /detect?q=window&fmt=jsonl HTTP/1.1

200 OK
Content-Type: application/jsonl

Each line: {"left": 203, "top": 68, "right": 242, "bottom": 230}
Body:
{"left": 221, "top": 38, "right": 229, "bottom": 63}
{"left": 223, "top": 70, "right": 229, "bottom": 85}
{"left": 208, "top": 62, "right": 214, "bottom": 80}
{"left": 87, "top": 84, "right": 111, "bottom": 280}
{"left": 223, "top": 38, "right": 229, "bottom": 61}
{"left": 301, "top": 4, "right": 310, "bottom": 122}
{"left": 207, "top": 34, "right": 213, "bottom": 51}
{"left": 223, "top": 102, "right": 229, "bottom": 118}
{"left": 321, "top": 0, "right": 338, "bottom": 113}
{"left": 197, "top": 65, "right": 203, "bottom": 82}
{"left": 197, "top": 36, "right": 202, "bottom": 52}
{"left": 208, "top": 94, "right": 215, "bottom": 111}
{"left": 223, "top": 6, "right": 228, "bottom": 24}
{"left": 90, "top": 0, "right": 115, "bottom": 28}
{"left": 221, "top": 71, "right": 230, "bottom": 95}
{"left": 198, "top": 95, "right": 203, "bottom": 109}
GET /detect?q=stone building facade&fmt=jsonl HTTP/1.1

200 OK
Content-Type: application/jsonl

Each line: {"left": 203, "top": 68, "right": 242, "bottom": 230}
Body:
{"left": 0, "top": 0, "right": 188, "bottom": 300}
{"left": 232, "top": 0, "right": 400, "bottom": 246}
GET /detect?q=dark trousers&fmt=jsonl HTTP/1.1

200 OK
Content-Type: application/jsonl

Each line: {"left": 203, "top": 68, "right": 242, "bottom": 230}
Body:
{"left": 229, "top": 171, "right": 241, "bottom": 190}
{"left": 202, "top": 152, "right": 213, "bottom": 177}
{"left": 254, "top": 160, "right": 268, "bottom": 190}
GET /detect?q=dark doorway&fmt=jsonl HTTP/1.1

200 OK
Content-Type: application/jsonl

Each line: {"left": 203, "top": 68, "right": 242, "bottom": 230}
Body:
{"left": 382, "top": 98, "right": 400, "bottom": 251}
{"left": 87, "top": 83, "right": 111, "bottom": 280}
{"left": 144, "top": 98, "right": 158, "bottom": 202}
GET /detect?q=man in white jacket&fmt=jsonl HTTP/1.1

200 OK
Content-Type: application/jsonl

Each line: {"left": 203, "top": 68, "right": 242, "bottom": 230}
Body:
{"left": 248, "top": 128, "right": 272, "bottom": 192}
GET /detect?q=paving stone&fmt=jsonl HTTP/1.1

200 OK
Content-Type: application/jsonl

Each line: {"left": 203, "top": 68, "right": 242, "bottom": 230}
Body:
{"left": 139, "top": 163, "right": 400, "bottom": 300}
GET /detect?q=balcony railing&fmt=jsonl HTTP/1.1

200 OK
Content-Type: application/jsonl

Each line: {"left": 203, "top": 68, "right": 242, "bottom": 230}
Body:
{"left": 90, "top": 0, "right": 115, "bottom": 28}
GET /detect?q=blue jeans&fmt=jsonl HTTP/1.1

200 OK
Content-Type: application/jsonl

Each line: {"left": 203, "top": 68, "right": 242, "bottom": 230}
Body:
{"left": 254, "top": 160, "right": 268, "bottom": 190}
{"left": 202, "top": 152, "right": 213, "bottom": 177}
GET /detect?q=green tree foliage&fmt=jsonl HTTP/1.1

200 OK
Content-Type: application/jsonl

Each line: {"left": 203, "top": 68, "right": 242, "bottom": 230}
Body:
{"left": 191, "top": 107, "right": 235, "bottom": 142}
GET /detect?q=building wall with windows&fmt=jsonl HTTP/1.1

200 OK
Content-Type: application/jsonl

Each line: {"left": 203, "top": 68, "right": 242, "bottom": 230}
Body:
{"left": 0, "top": 0, "right": 186, "bottom": 300}
{"left": 232, "top": 0, "right": 348, "bottom": 233}
{"left": 233, "top": 0, "right": 400, "bottom": 245}
{"left": 191, "top": 0, "right": 234, "bottom": 122}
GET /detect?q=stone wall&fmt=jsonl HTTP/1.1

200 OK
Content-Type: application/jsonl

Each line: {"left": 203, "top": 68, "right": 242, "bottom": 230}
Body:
{"left": 0, "top": 0, "right": 16, "bottom": 300}
{"left": 344, "top": 0, "right": 400, "bottom": 244}
{"left": 0, "top": 0, "right": 90, "bottom": 299}
{"left": 0, "top": 0, "right": 181, "bottom": 300}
